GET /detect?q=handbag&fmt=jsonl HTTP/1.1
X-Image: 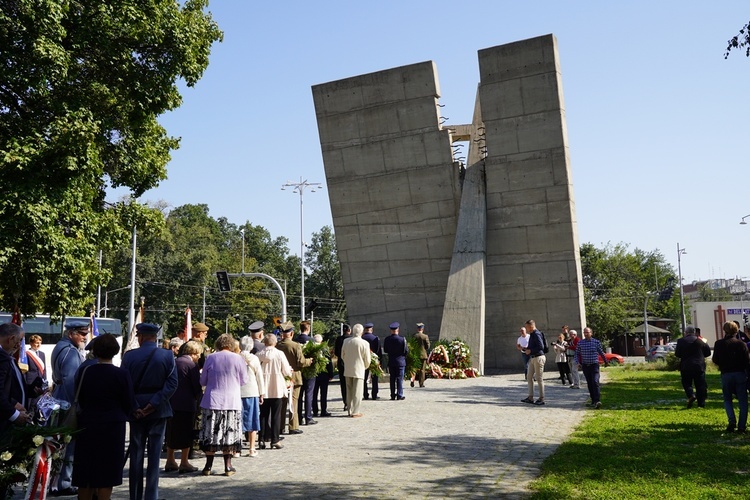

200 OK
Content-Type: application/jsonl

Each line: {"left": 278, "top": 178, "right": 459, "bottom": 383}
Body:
{"left": 61, "top": 364, "right": 91, "bottom": 429}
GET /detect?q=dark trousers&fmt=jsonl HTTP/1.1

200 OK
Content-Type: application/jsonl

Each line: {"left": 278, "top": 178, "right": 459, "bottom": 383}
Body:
{"left": 260, "top": 398, "right": 282, "bottom": 444}
{"left": 417, "top": 359, "right": 428, "bottom": 387}
{"left": 389, "top": 365, "right": 405, "bottom": 398}
{"left": 582, "top": 363, "right": 601, "bottom": 404}
{"left": 129, "top": 417, "right": 167, "bottom": 500}
{"left": 338, "top": 362, "right": 347, "bottom": 408}
{"left": 363, "top": 369, "right": 379, "bottom": 398}
{"left": 313, "top": 375, "right": 330, "bottom": 414}
{"left": 298, "top": 377, "right": 315, "bottom": 423}
{"left": 680, "top": 365, "right": 707, "bottom": 405}
{"left": 556, "top": 362, "right": 572, "bottom": 385}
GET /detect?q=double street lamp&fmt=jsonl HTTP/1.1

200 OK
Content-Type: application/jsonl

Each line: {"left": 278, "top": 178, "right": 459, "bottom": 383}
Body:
{"left": 677, "top": 243, "right": 687, "bottom": 332}
{"left": 281, "top": 177, "right": 322, "bottom": 322}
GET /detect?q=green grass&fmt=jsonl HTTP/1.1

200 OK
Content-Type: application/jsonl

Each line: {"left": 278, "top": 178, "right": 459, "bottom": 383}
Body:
{"left": 529, "top": 365, "right": 750, "bottom": 499}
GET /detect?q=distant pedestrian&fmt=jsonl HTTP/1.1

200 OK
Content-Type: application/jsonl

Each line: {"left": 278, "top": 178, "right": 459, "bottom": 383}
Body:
{"left": 521, "top": 320, "right": 546, "bottom": 405}
{"left": 576, "top": 327, "right": 608, "bottom": 409}
{"left": 712, "top": 321, "right": 750, "bottom": 433}
{"left": 674, "top": 325, "right": 711, "bottom": 408}
{"left": 362, "top": 322, "right": 382, "bottom": 398}
{"left": 334, "top": 324, "right": 352, "bottom": 410}
{"left": 566, "top": 328, "right": 581, "bottom": 389}
{"left": 312, "top": 334, "right": 334, "bottom": 417}
{"left": 553, "top": 333, "right": 573, "bottom": 386}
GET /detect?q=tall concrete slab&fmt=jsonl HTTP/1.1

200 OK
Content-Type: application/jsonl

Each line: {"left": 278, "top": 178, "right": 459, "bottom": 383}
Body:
{"left": 479, "top": 35, "right": 586, "bottom": 366}
{"left": 313, "top": 34, "right": 586, "bottom": 371}
{"left": 312, "top": 62, "right": 461, "bottom": 336}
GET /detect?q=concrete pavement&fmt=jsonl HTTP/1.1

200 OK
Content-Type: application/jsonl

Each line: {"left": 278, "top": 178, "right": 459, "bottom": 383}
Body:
{"left": 109, "top": 372, "right": 591, "bottom": 499}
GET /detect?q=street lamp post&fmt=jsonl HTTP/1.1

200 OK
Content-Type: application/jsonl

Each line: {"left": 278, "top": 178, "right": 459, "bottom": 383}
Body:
{"left": 101, "top": 285, "right": 132, "bottom": 318}
{"left": 240, "top": 228, "right": 245, "bottom": 274}
{"left": 677, "top": 243, "right": 687, "bottom": 332}
{"left": 740, "top": 214, "right": 750, "bottom": 225}
{"left": 281, "top": 177, "right": 322, "bottom": 321}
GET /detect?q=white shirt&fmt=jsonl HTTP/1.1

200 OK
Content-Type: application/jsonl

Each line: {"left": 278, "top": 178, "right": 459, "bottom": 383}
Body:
{"left": 517, "top": 335, "right": 529, "bottom": 349}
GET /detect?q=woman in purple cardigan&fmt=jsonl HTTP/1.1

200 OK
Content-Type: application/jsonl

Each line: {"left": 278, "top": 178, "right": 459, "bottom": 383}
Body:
{"left": 198, "top": 334, "right": 248, "bottom": 476}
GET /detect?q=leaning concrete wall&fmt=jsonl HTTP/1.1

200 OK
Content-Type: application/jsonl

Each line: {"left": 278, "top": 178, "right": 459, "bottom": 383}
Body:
{"left": 479, "top": 35, "right": 586, "bottom": 369}
{"left": 312, "top": 62, "right": 461, "bottom": 337}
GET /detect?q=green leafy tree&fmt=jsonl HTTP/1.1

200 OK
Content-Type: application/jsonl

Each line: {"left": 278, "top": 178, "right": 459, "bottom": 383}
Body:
{"left": 697, "top": 282, "right": 733, "bottom": 301}
{"left": 581, "top": 243, "right": 681, "bottom": 341}
{"left": 0, "top": 0, "right": 222, "bottom": 316}
{"left": 304, "top": 225, "right": 346, "bottom": 331}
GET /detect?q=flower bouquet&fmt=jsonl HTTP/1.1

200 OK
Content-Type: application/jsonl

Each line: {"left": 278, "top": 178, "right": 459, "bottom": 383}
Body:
{"left": 424, "top": 338, "right": 479, "bottom": 379}
{"left": 302, "top": 340, "right": 330, "bottom": 379}
{"left": 0, "top": 425, "right": 74, "bottom": 500}
{"left": 369, "top": 352, "right": 384, "bottom": 378}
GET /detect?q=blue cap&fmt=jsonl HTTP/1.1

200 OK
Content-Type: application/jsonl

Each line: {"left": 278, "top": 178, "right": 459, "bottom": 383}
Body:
{"left": 416, "top": 322, "right": 425, "bottom": 328}
{"left": 364, "top": 322, "right": 374, "bottom": 328}
{"left": 389, "top": 322, "right": 400, "bottom": 330}
{"left": 65, "top": 320, "right": 89, "bottom": 330}
{"left": 248, "top": 321, "right": 264, "bottom": 332}
{"left": 135, "top": 323, "right": 160, "bottom": 335}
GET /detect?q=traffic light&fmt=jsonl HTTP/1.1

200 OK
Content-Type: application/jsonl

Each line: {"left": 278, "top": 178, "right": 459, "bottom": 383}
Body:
{"left": 306, "top": 299, "right": 318, "bottom": 313}
{"left": 744, "top": 313, "right": 749, "bottom": 325}
{"left": 216, "top": 271, "right": 231, "bottom": 292}
{"left": 657, "top": 278, "right": 674, "bottom": 301}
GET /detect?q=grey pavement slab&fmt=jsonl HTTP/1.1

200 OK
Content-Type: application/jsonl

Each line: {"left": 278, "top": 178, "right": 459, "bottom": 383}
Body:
{"left": 109, "top": 372, "right": 591, "bottom": 499}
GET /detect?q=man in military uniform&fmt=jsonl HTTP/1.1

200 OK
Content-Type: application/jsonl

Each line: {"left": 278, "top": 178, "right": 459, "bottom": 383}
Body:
{"left": 122, "top": 323, "right": 178, "bottom": 500}
{"left": 413, "top": 322, "right": 431, "bottom": 388}
{"left": 383, "top": 322, "right": 408, "bottom": 400}
{"left": 277, "top": 322, "right": 311, "bottom": 434}
{"left": 50, "top": 320, "right": 88, "bottom": 496}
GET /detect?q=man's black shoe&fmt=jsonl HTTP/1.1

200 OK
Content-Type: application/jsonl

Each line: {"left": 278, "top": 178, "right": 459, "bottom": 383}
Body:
{"left": 321, "top": 412, "right": 332, "bottom": 417}
{"left": 397, "top": 396, "right": 406, "bottom": 400}
{"left": 289, "top": 429, "right": 303, "bottom": 435}
{"left": 52, "top": 488, "right": 78, "bottom": 497}
{"left": 306, "top": 419, "right": 318, "bottom": 426}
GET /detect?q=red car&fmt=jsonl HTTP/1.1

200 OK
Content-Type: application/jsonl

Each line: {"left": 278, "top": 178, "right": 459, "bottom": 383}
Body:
{"left": 598, "top": 353, "right": 624, "bottom": 365}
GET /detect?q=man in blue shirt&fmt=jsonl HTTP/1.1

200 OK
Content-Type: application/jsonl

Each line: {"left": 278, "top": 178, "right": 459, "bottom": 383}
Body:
{"left": 521, "top": 320, "right": 546, "bottom": 405}
{"left": 576, "top": 327, "right": 608, "bottom": 409}
{"left": 383, "top": 322, "right": 408, "bottom": 400}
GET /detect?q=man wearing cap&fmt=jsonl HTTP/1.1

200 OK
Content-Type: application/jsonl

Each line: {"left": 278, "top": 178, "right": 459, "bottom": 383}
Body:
{"left": 413, "top": 323, "right": 431, "bottom": 388}
{"left": 295, "top": 321, "right": 316, "bottom": 426}
{"left": 276, "top": 321, "right": 312, "bottom": 434}
{"left": 361, "top": 322, "right": 381, "bottom": 400}
{"left": 122, "top": 323, "right": 178, "bottom": 500}
{"left": 341, "top": 324, "right": 371, "bottom": 417}
{"left": 242, "top": 321, "right": 266, "bottom": 354}
{"left": 191, "top": 322, "right": 211, "bottom": 369}
{"left": 383, "top": 322, "right": 409, "bottom": 400}
{"left": 50, "top": 320, "right": 89, "bottom": 496}
{"left": 334, "top": 324, "right": 352, "bottom": 410}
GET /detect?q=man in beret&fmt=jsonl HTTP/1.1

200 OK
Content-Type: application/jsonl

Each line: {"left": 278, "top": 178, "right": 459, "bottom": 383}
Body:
{"left": 362, "top": 322, "right": 381, "bottom": 400}
{"left": 50, "top": 320, "right": 89, "bottom": 496}
{"left": 276, "top": 322, "right": 311, "bottom": 434}
{"left": 383, "top": 322, "right": 409, "bottom": 401}
{"left": 413, "top": 323, "right": 431, "bottom": 388}
{"left": 122, "top": 323, "right": 178, "bottom": 500}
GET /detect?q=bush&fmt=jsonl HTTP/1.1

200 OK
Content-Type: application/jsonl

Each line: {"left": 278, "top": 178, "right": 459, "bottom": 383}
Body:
{"left": 664, "top": 352, "right": 680, "bottom": 371}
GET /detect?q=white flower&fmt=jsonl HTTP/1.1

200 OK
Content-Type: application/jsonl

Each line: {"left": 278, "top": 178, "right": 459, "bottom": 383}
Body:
{"left": 28, "top": 448, "right": 36, "bottom": 456}
{"left": 32, "top": 435, "right": 44, "bottom": 446}
{"left": 1, "top": 451, "right": 12, "bottom": 461}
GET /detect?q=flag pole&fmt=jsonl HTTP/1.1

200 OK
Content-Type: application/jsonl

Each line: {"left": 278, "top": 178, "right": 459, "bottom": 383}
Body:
{"left": 127, "top": 226, "right": 137, "bottom": 340}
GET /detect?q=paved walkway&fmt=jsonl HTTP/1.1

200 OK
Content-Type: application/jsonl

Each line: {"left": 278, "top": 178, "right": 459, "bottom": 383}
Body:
{"left": 104, "top": 372, "right": 592, "bottom": 500}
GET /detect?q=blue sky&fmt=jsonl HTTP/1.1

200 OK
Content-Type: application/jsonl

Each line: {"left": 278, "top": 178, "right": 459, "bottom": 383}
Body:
{"left": 109, "top": 1, "right": 750, "bottom": 284}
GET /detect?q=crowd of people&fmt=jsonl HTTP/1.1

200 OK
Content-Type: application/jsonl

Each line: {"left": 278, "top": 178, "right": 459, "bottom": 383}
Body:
{"left": 0, "top": 316, "right": 421, "bottom": 499}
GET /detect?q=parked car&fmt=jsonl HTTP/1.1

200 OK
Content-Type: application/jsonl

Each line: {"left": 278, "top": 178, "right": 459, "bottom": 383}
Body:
{"left": 598, "top": 353, "right": 624, "bottom": 365}
{"left": 645, "top": 345, "right": 670, "bottom": 362}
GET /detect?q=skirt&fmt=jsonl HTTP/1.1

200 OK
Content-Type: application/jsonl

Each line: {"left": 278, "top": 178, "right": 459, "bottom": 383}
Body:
{"left": 166, "top": 410, "right": 196, "bottom": 449}
{"left": 198, "top": 408, "right": 243, "bottom": 453}
{"left": 241, "top": 397, "right": 261, "bottom": 433}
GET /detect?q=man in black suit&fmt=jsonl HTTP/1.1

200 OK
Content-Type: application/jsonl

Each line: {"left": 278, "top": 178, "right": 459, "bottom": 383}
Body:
{"left": 362, "top": 323, "right": 381, "bottom": 400}
{"left": 334, "top": 324, "right": 351, "bottom": 411}
{"left": 675, "top": 325, "right": 712, "bottom": 408}
{"left": 1, "top": 322, "right": 31, "bottom": 437}
{"left": 383, "top": 322, "right": 409, "bottom": 400}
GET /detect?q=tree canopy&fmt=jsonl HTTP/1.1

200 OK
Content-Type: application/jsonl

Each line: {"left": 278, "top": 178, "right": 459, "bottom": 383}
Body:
{"left": 0, "top": 0, "right": 222, "bottom": 316}
{"left": 580, "top": 242, "right": 682, "bottom": 340}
